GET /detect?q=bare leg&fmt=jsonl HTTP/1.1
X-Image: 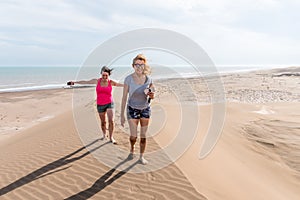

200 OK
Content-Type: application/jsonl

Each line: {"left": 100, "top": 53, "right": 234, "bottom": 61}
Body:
{"left": 129, "top": 136, "right": 137, "bottom": 155}
{"left": 128, "top": 119, "right": 139, "bottom": 153}
{"left": 140, "top": 138, "right": 146, "bottom": 156}
{"left": 139, "top": 118, "right": 149, "bottom": 164}
{"left": 99, "top": 112, "right": 106, "bottom": 139}
{"left": 106, "top": 109, "right": 115, "bottom": 143}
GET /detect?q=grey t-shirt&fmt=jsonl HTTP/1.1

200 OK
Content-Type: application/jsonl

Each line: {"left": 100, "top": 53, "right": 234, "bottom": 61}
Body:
{"left": 124, "top": 74, "right": 153, "bottom": 109}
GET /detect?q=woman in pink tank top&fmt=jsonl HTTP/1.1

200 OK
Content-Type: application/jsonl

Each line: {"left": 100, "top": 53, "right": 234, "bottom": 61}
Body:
{"left": 67, "top": 66, "right": 123, "bottom": 144}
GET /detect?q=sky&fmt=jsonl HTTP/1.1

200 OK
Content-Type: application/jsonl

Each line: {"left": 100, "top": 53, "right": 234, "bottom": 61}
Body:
{"left": 0, "top": 0, "right": 300, "bottom": 67}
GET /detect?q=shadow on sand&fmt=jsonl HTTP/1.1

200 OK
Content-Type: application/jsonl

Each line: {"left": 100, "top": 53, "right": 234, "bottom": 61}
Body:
{"left": 0, "top": 139, "right": 109, "bottom": 196}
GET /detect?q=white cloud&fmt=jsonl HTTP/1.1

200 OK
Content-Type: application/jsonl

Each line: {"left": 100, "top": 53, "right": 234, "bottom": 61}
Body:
{"left": 0, "top": 0, "right": 299, "bottom": 65}
{"left": 0, "top": 0, "right": 112, "bottom": 32}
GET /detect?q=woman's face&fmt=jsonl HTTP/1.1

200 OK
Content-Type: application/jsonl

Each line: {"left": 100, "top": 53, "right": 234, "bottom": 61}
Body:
{"left": 133, "top": 59, "right": 145, "bottom": 75}
{"left": 101, "top": 72, "right": 109, "bottom": 80}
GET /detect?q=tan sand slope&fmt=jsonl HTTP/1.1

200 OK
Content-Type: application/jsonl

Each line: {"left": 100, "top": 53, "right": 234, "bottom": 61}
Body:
{"left": 1, "top": 66, "right": 299, "bottom": 199}
{"left": 174, "top": 102, "right": 300, "bottom": 200}
{"left": 0, "top": 109, "right": 207, "bottom": 200}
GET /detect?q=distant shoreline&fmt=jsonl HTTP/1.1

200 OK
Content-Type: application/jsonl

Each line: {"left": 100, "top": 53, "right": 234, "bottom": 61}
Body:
{"left": 0, "top": 65, "right": 298, "bottom": 93}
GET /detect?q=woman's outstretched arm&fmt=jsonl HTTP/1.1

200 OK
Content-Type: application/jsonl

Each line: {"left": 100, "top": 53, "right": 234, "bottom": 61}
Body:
{"left": 111, "top": 80, "right": 124, "bottom": 87}
{"left": 67, "top": 79, "right": 97, "bottom": 85}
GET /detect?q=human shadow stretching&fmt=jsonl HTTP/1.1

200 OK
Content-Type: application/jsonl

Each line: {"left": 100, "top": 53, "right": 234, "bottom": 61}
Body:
{"left": 0, "top": 139, "right": 108, "bottom": 196}
{"left": 65, "top": 159, "right": 139, "bottom": 200}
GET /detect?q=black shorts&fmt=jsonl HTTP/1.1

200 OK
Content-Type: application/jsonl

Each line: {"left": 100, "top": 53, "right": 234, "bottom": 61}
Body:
{"left": 127, "top": 106, "right": 151, "bottom": 119}
{"left": 97, "top": 102, "right": 114, "bottom": 113}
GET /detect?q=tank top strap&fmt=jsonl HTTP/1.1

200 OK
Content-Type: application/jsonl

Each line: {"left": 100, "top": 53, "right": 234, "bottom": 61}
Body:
{"left": 97, "top": 78, "right": 111, "bottom": 87}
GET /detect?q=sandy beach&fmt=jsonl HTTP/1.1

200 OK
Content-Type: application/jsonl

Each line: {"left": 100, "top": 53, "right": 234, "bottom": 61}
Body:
{"left": 0, "top": 67, "right": 299, "bottom": 200}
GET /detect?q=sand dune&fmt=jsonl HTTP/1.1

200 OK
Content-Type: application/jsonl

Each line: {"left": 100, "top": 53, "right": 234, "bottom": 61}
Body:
{"left": 175, "top": 102, "right": 300, "bottom": 200}
{"left": 0, "top": 67, "right": 299, "bottom": 199}
{"left": 0, "top": 110, "right": 207, "bottom": 199}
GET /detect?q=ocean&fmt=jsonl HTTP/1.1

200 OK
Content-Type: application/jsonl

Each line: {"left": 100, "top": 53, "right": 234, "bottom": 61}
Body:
{"left": 0, "top": 65, "right": 282, "bottom": 93}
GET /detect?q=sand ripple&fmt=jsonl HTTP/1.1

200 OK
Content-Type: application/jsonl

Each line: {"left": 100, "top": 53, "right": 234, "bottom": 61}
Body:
{"left": 242, "top": 119, "right": 300, "bottom": 178}
{"left": 0, "top": 111, "right": 206, "bottom": 200}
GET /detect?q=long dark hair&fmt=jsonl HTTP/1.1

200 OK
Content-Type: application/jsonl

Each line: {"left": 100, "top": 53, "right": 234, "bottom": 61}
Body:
{"left": 101, "top": 66, "right": 113, "bottom": 75}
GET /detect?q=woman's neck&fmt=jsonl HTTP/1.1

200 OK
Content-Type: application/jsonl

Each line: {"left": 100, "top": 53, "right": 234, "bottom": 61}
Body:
{"left": 134, "top": 72, "right": 144, "bottom": 78}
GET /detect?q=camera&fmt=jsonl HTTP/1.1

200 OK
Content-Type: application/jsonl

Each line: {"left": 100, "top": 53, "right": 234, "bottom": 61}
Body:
{"left": 144, "top": 87, "right": 155, "bottom": 103}
{"left": 67, "top": 81, "right": 74, "bottom": 86}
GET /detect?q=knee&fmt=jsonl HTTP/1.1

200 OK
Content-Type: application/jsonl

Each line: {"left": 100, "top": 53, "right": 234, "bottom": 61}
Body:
{"left": 130, "top": 136, "right": 137, "bottom": 143}
{"left": 140, "top": 138, "right": 146, "bottom": 144}
{"left": 101, "top": 121, "right": 106, "bottom": 127}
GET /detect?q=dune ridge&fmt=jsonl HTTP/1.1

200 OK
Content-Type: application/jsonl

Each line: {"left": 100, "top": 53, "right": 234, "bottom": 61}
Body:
{"left": 1, "top": 66, "right": 299, "bottom": 199}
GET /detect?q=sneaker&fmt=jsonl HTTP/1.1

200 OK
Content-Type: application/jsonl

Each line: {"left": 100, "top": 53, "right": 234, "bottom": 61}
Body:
{"left": 110, "top": 138, "right": 117, "bottom": 144}
{"left": 139, "top": 157, "right": 148, "bottom": 165}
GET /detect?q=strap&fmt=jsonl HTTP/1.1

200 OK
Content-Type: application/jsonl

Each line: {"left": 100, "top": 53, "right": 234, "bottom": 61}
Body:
{"left": 144, "top": 75, "right": 148, "bottom": 84}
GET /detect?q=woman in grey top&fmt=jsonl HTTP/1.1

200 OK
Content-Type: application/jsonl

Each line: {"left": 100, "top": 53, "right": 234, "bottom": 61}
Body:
{"left": 121, "top": 54, "right": 155, "bottom": 165}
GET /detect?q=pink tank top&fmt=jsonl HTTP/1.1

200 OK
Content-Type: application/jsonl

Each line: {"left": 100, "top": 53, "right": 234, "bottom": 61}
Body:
{"left": 96, "top": 78, "right": 113, "bottom": 105}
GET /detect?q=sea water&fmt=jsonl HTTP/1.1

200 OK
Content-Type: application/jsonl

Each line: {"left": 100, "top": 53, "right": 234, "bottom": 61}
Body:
{"left": 0, "top": 65, "right": 279, "bottom": 93}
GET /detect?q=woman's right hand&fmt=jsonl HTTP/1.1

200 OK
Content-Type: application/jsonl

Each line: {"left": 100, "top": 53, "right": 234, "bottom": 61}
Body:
{"left": 67, "top": 81, "right": 74, "bottom": 85}
{"left": 121, "top": 115, "right": 125, "bottom": 127}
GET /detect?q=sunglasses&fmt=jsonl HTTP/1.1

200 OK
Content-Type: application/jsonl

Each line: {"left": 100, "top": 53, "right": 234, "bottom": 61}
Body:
{"left": 134, "top": 64, "right": 145, "bottom": 68}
